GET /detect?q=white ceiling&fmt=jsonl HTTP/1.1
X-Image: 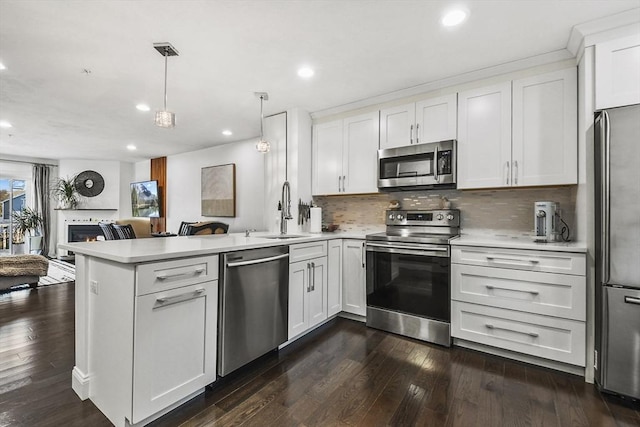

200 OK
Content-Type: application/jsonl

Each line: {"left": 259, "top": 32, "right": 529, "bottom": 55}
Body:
{"left": 0, "top": 1, "right": 639, "bottom": 163}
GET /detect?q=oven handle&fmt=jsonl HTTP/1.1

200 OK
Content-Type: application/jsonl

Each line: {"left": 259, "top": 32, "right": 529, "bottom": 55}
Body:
{"left": 366, "top": 242, "right": 449, "bottom": 257}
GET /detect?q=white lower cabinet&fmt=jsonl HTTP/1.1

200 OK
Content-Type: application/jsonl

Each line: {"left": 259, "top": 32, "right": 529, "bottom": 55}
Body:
{"left": 327, "top": 239, "right": 343, "bottom": 317}
{"left": 289, "top": 242, "right": 328, "bottom": 339}
{"left": 451, "top": 245, "right": 586, "bottom": 367}
{"left": 132, "top": 281, "right": 217, "bottom": 423}
{"left": 342, "top": 239, "right": 366, "bottom": 316}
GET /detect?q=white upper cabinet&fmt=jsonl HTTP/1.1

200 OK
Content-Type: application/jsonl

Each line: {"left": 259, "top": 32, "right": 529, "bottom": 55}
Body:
{"left": 512, "top": 68, "right": 577, "bottom": 186}
{"left": 380, "top": 94, "right": 457, "bottom": 149}
{"left": 595, "top": 34, "right": 640, "bottom": 110}
{"left": 313, "top": 111, "right": 379, "bottom": 195}
{"left": 458, "top": 68, "right": 577, "bottom": 189}
{"left": 457, "top": 82, "right": 512, "bottom": 189}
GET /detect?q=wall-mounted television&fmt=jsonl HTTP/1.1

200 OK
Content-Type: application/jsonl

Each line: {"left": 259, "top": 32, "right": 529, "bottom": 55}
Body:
{"left": 130, "top": 180, "right": 161, "bottom": 218}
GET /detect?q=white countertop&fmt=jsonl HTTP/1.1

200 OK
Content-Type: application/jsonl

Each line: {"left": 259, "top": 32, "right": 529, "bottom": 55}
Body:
{"left": 58, "top": 231, "right": 367, "bottom": 264}
{"left": 450, "top": 234, "right": 587, "bottom": 253}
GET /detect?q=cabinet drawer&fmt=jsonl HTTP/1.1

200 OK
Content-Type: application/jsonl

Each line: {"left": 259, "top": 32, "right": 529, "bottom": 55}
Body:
{"left": 452, "top": 246, "right": 585, "bottom": 275}
{"left": 452, "top": 301, "right": 585, "bottom": 366}
{"left": 452, "top": 264, "right": 585, "bottom": 320}
{"left": 289, "top": 241, "right": 327, "bottom": 263}
{"left": 136, "top": 255, "right": 219, "bottom": 296}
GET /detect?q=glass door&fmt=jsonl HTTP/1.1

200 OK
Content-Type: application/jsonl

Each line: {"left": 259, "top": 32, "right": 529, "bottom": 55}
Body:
{"left": 0, "top": 179, "right": 26, "bottom": 254}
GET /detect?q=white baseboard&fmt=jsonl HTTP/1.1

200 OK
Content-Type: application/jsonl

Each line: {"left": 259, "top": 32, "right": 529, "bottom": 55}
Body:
{"left": 72, "top": 366, "right": 91, "bottom": 400}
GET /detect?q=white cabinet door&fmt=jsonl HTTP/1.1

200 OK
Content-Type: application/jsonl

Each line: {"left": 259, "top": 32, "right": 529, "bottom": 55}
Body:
{"left": 132, "top": 281, "right": 217, "bottom": 424}
{"left": 379, "top": 103, "right": 415, "bottom": 149}
{"left": 312, "top": 120, "right": 343, "bottom": 195}
{"left": 512, "top": 69, "right": 577, "bottom": 186}
{"left": 596, "top": 34, "right": 640, "bottom": 110}
{"left": 342, "top": 239, "right": 366, "bottom": 316}
{"left": 457, "top": 82, "right": 512, "bottom": 189}
{"left": 308, "top": 257, "right": 328, "bottom": 329}
{"left": 288, "top": 260, "right": 310, "bottom": 339}
{"left": 327, "top": 239, "right": 343, "bottom": 317}
{"left": 343, "top": 112, "right": 379, "bottom": 194}
{"left": 415, "top": 94, "right": 457, "bottom": 144}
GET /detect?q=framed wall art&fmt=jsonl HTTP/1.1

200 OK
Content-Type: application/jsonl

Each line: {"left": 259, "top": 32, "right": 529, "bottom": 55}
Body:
{"left": 201, "top": 163, "right": 236, "bottom": 217}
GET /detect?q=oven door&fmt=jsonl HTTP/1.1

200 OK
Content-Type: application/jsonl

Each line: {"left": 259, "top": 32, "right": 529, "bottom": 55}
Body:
{"left": 365, "top": 242, "right": 450, "bottom": 323}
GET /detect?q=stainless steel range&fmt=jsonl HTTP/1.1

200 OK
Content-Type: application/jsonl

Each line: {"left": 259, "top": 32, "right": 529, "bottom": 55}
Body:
{"left": 365, "top": 209, "right": 460, "bottom": 346}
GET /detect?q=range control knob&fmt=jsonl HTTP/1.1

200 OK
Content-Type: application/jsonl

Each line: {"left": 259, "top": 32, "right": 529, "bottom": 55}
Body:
{"left": 446, "top": 214, "right": 454, "bottom": 221}
{"left": 388, "top": 214, "right": 395, "bottom": 220}
{"left": 396, "top": 214, "right": 405, "bottom": 221}
{"left": 436, "top": 214, "right": 444, "bottom": 220}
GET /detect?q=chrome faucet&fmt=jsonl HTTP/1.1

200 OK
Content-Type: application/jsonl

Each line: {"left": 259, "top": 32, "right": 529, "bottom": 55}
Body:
{"left": 280, "top": 181, "right": 292, "bottom": 234}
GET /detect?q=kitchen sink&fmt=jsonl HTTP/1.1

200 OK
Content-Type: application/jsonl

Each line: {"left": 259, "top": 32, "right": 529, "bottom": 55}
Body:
{"left": 261, "top": 235, "right": 307, "bottom": 240}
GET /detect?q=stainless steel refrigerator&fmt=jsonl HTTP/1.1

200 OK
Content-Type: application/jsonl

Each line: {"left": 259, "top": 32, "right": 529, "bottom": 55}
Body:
{"left": 594, "top": 103, "right": 640, "bottom": 400}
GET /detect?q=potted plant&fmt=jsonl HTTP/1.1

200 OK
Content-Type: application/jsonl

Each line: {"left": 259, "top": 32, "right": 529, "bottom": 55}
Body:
{"left": 53, "top": 175, "right": 81, "bottom": 209}
{"left": 12, "top": 206, "right": 44, "bottom": 254}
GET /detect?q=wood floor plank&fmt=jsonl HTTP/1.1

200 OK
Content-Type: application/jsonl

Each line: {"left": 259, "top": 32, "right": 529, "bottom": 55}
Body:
{"left": 549, "top": 370, "right": 591, "bottom": 427}
{"left": 502, "top": 360, "right": 533, "bottom": 427}
{"left": 475, "top": 354, "right": 504, "bottom": 427}
{"left": 525, "top": 367, "right": 560, "bottom": 427}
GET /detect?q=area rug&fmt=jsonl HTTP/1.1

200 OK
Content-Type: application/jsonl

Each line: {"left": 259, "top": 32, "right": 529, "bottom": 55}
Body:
{"left": 39, "top": 259, "right": 75, "bottom": 286}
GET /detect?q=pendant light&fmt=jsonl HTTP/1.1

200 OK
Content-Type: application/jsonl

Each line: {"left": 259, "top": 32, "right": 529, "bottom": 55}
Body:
{"left": 153, "top": 43, "right": 179, "bottom": 128}
{"left": 255, "top": 92, "right": 270, "bottom": 153}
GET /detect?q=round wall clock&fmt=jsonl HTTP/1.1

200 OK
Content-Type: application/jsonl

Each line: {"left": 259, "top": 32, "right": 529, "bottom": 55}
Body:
{"left": 74, "top": 170, "right": 105, "bottom": 197}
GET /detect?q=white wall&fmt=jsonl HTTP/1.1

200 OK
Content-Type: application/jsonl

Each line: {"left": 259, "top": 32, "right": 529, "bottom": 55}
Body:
{"left": 165, "top": 139, "right": 265, "bottom": 233}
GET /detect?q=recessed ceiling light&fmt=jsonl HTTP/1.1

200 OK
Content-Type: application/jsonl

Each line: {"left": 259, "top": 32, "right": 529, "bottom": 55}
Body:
{"left": 0, "top": 121, "right": 12, "bottom": 128}
{"left": 297, "top": 67, "right": 314, "bottom": 78}
{"left": 222, "top": 130, "right": 233, "bottom": 136}
{"left": 441, "top": 8, "right": 468, "bottom": 27}
{"left": 0, "top": 63, "right": 6, "bottom": 70}
{"left": 126, "top": 144, "right": 137, "bottom": 151}
{"left": 136, "top": 104, "right": 150, "bottom": 112}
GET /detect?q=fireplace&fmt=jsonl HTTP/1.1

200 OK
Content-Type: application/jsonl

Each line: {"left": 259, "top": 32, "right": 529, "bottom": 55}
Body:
{"left": 64, "top": 223, "right": 105, "bottom": 258}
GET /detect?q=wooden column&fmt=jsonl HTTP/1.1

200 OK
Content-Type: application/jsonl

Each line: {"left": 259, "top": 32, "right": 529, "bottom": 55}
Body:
{"left": 150, "top": 157, "right": 167, "bottom": 233}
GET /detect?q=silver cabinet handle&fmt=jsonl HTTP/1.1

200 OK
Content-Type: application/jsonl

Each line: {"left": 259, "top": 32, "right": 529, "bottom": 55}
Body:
{"left": 416, "top": 123, "right": 420, "bottom": 144}
{"left": 342, "top": 175, "right": 346, "bottom": 192}
{"left": 338, "top": 176, "right": 342, "bottom": 192}
{"left": 410, "top": 124, "right": 414, "bottom": 144}
{"left": 307, "top": 262, "right": 311, "bottom": 292}
{"left": 155, "top": 288, "right": 205, "bottom": 308}
{"left": 361, "top": 242, "right": 365, "bottom": 268}
{"left": 625, "top": 296, "right": 640, "bottom": 305}
{"left": 505, "top": 162, "right": 510, "bottom": 185}
{"left": 485, "top": 323, "right": 539, "bottom": 338}
{"left": 486, "top": 256, "right": 540, "bottom": 267}
{"left": 486, "top": 284, "right": 539, "bottom": 295}
{"left": 514, "top": 160, "right": 519, "bottom": 185}
{"left": 156, "top": 267, "right": 205, "bottom": 280}
{"left": 227, "top": 253, "right": 289, "bottom": 268}
{"left": 310, "top": 262, "right": 316, "bottom": 291}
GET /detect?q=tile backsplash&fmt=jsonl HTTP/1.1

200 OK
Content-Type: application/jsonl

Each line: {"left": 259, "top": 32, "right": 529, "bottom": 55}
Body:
{"left": 313, "top": 186, "right": 576, "bottom": 237}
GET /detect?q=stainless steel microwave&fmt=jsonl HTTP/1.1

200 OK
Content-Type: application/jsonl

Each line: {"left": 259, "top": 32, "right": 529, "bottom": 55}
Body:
{"left": 378, "top": 140, "right": 457, "bottom": 191}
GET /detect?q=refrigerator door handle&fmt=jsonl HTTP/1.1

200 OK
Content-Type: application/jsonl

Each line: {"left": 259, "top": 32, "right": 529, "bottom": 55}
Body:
{"left": 624, "top": 296, "right": 640, "bottom": 305}
{"left": 601, "top": 110, "right": 611, "bottom": 284}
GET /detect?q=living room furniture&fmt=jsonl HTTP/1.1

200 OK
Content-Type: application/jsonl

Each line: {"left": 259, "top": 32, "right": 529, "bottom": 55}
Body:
{"left": 178, "top": 221, "right": 229, "bottom": 236}
{"left": 116, "top": 218, "right": 152, "bottom": 238}
{"left": 0, "top": 254, "right": 49, "bottom": 291}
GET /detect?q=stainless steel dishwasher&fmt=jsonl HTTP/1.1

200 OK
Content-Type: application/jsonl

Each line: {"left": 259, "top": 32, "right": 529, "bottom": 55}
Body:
{"left": 218, "top": 246, "right": 289, "bottom": 376}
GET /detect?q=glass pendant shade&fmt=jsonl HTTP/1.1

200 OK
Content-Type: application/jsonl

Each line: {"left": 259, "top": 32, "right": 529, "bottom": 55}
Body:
{"left": 155, "top": 110, "right": 175, "bottom": 128}
{"left": 256, "top": 139, "right": 270, "bottom": 153}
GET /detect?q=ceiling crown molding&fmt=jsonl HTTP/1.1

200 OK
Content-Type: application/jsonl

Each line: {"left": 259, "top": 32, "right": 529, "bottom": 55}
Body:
{"left": 567, "top": 8, "right": 640, "bottom": 56}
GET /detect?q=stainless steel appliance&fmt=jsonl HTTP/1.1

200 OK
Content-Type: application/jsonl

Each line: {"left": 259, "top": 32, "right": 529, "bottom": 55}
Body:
{"left": 378, "top": 140, "right": 456, "bottom": 191}
{"left": 534, "top": 201, "right": 560, "bottom": 242}
{"left": 365, "top": 209, "right": 460, "bottom": 346}
{"left": 594, "top": 104, "right": 640, "bottom": 401}
{"left": 218, "top": 246, "right": 289, "bottom": 376}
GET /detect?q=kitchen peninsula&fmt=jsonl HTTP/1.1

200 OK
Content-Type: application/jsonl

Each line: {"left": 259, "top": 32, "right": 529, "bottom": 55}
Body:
{"left": 59, "top": 232, "right": 352, "bottom": 427}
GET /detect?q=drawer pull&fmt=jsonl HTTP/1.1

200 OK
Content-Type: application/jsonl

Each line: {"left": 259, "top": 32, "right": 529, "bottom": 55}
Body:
{"left": 485, "top": 323, "right": 539, "bottom": 338}
{"left": 486, "top": 256, "right": 540, "bottom": 267}
{"left": 155, "top": 288, "right": 205, "bottom": 307}
{"left": 486, "top": 284, "right": 539, "bottom": 295}
{"left": 156, "top": 267, "right": 205, "bottom": 280}
{"left": 625, "top": 296, "right": 640, "bottom": 305}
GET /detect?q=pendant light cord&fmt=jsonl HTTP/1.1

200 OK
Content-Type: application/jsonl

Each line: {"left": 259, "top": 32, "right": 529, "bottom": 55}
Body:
{"left": 260, "top": 96, "right": 265, "bottom": 138}
{"left": 163, "top": 49, "right": 169, "bottom": 110}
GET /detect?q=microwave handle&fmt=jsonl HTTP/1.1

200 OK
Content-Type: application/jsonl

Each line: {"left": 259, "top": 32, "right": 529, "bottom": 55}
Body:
{"left": 434, "top": 145, "right": 439, "bottom": 182}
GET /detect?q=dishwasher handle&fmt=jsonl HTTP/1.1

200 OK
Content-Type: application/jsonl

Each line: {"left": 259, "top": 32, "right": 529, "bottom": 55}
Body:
{"left": 226, "top": 252, "right": 289, "bottom": 268}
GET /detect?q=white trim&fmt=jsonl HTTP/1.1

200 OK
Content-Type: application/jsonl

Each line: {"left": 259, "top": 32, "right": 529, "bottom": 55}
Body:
{"left": 72, "top": 366, "right": 91, "bottom": 400}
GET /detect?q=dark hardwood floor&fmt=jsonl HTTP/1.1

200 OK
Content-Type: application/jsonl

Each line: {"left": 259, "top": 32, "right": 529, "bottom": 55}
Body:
{"left": 1, "top": 282, "right": 638, "bottom": 427}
